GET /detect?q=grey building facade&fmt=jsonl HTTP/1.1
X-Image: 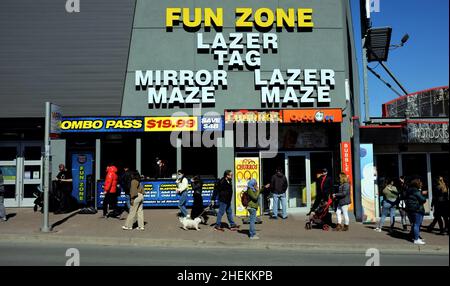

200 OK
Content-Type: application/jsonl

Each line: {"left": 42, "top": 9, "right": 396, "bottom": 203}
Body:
{"left": 0, "top": 0, "right": 361, "bottom": 214}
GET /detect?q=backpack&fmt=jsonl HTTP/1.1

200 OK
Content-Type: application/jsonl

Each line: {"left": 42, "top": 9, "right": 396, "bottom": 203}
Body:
{"left": 241, "top": 190, "right": 250, "bottom": 208}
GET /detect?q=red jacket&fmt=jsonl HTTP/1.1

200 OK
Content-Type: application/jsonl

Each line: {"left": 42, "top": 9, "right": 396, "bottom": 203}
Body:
{"left": 104, "top": 166, "right": 118, "bottom": 194}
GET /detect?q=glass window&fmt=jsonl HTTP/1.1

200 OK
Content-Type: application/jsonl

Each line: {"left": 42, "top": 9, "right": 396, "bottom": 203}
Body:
{"left": 101, "top": 135, "right": 136, "bottom": 179}
{"left": 0, "top": 147, "right": 18, "bottom": 160}
{"left": 375, "top": 154, "right": 399, "bottom": 187}
{"left": 402, "top": 153, "right": 430, "bottom": 214}
{"left": 141, "top": 133, "right": 176, "bottom": 179}
{"left": 24, "top": 146, "right": 42, "bottom": 160}
{"left": 430, "top": 153, "right": 450, "bottom": 185}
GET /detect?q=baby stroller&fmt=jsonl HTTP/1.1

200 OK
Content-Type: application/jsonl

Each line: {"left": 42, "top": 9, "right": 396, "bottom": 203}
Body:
{"left": 305, "top": 198, "right": 333, "bottom": 231}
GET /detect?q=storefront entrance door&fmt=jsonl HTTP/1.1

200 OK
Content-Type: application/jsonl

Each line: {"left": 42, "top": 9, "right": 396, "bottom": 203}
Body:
{"left": 0, "top": 142, "right": 43, "bottom": 208}
{"left": 285, "top": 153, "right": 311, "bottom": 211}
{"left": 260, "top": 151, "right": 312, "bottom": 212}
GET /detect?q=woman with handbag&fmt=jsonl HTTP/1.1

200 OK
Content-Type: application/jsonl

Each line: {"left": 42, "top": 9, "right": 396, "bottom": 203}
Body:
{"left": 333, "top": 173, "right": 351, "bottom": 231}
{"left": 122, "top": 171, "right": 145, "bottom": 230}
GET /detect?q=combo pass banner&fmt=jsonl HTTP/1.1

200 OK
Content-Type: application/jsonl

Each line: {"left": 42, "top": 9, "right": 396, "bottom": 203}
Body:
{"left": 235, "top": 157, "right": 261, "bottom": 217}
{"left": 61, "top": 117, "right": 144, "bottom": 132}
{"left": 71, "top": 153, "right": 93, "bottom": 204}
{"left": 97, "top": 179, "right": 217, "bottom": 207}
{"left": 60, "top": 116, "right": 223, "bottom": 132}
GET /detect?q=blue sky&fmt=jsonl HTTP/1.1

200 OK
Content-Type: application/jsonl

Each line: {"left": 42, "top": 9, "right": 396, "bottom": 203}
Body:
{"left": 350, "top": 0, "right": 449, "bottom": 119}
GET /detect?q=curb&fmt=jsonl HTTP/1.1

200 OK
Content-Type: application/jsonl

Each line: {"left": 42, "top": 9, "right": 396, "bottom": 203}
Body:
{"left": 1, "top": 233, "right": 448, "bottom": 255}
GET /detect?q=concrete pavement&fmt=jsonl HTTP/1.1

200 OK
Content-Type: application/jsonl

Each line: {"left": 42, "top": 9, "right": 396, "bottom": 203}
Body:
{"left": 0, "top": 208, "right": 448, "bottom": 254}
{"left": 1, "top": 241, "right": 448, "bottom": 266}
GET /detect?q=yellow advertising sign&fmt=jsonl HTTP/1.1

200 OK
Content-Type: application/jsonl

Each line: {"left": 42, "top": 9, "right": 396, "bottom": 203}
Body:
{"left": 234, "top": 157, "right": 261, "bottom": 217}
{"left": 144, "top": 117, "right": 198, "bottom": 132}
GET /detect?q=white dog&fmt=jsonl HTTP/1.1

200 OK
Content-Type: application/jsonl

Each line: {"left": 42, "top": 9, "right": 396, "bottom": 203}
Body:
{"left": 179, "top": 216, "right": 202, "bottom": 231}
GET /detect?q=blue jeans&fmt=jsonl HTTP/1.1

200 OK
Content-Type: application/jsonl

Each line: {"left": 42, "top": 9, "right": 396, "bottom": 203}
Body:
{"left": 215, "top": 202, "right": 236, "bottom": 228}
{"left": 178, "top": 191, "right": 188, "bottom": 217}
{"left": 248, "top": 207, "right": 257, "bottom": 237}
{"left": 272, "top": 193, "right": 287, "bottom": 218}
{"left": 378, "top": 200, "right": 396, "bottom": 228}
{"left": 125, "top": 194, "right": 131, "bottom": 211}
{"left": 411, "top": 212, "right": 424, "bottom": 241}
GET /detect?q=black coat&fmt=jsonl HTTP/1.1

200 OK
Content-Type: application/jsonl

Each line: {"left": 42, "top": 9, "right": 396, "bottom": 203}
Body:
{"left": 317, "top": 175, "right": 333, "bottom": 200}
{"left": 405, "top": 187, "right": 427, "bottom": 215}
{"left": 271, "top": 173, "right": 288, "bottom": 194}
{"left": 212, "top": 177, "right": 233, "bottom": 204}
{"left": 191, "top": 179, "right": 204, "bottom": 219}
{"left": 119, "top": 170, "right": 133, "bottom": 195}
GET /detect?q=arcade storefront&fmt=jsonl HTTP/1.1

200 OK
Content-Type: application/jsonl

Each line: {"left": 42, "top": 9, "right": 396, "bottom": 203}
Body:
{"left": 1, "top": 0, "right": 361, "bottom": 216}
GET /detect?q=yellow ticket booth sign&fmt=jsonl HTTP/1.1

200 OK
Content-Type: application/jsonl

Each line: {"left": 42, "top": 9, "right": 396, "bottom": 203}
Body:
{"left": 235, "top": 157, "right": 261, "bottom": 217}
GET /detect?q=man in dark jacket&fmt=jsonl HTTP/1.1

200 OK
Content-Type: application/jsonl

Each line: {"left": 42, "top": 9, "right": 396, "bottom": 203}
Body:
{"left": 309, "top": 168, "right": 333, "bottom": 215}
{"left": 269, "top": 168, "right": 288, "bottom": 219}
{"left": 55, "top": 164, "right": 73, "bottom": 214}
{"left": 212, "top": 170, "right": 239, "bottom": 231}
{"left": 119, "top": 167, "right": 133, "bottom": 213}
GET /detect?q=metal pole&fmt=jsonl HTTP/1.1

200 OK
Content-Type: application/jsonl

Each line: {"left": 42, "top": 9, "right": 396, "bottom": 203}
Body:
{"left": 176, "top": 138, "right": 182, "bottom": 172}
{"left": 95, "top": 139, "right": 101, "bottom": 209}
{"left": 362, "top": 38, "right": 371, "bottom": 123}
{"left": 41, "top": 102, "right": 52, "bottom": 232}
{"left": 379, "top": 61, "right": 409, "bottom": 95}
{"left": 136, "top": 138, "right": 141, "bottom": 173}
{"left": 353, "top": 116, "right": 363, "bottom": 222}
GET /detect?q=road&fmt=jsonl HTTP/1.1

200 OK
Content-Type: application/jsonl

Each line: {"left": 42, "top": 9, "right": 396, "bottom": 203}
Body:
{"left": 0, "top": 241, "right": 447, "bottom": 266}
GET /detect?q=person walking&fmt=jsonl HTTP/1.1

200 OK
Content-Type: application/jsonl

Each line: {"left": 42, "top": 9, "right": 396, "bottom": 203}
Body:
{"left": 333, "top": 172, "right": 351, "bottom": 231}
{"left": 247, "top": 179, "right": 261, "bottom": 239}
{"left": 397, "top": 176, "right": 409, "bottom": 231}
{"left": 119, "top": 166, "right": 133, "bottom": 213}
{"left": 0, "top": 169, "right": 7, "bottom": 222}
{"left": 405, "top": 177, "right": 428, "bottom": 245}
{"left": 269, "top": 168, "right": 288, "bottom": 220}
{"left": 190, "top": 175, "right": 207, "bottom": 223}
{"left": 374, "top": 178, "right": 399, "bottom": 232}
{"left": 212, "top": 170, "right": 239, "bottom": 231}
{"left": 176, "top": 170, "right": 189, "bottom": 218}
{"left": 102, "top": 164, "right": 119, "bottom": 218}
{"left": 55, "top": 164, "right": 73, "bottom": 214}
{"left": 122, "top": 171, "right": 145, "bottom": 230}
{"left": 427, "top": 176, "right": 449, "bottom": 235}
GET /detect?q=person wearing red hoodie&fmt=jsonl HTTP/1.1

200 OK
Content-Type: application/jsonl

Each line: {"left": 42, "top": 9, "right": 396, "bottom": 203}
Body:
{"left": 102, "top": 164, "right": 119, "bottom": 218}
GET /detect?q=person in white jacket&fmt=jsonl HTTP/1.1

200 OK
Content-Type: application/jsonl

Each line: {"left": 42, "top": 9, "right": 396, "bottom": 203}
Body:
{"left": 176, "top": 170, "right": 189, "bottom": 217}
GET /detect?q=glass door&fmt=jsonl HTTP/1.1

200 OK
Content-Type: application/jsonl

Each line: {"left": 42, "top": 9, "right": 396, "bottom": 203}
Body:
{"left": 285, "top": 153, "right": 311, "bottom": 210}
{"left": 22, "top": 144, "right": 43, "bottom": 207}
{"left": 0, "top": 142, "right": 43, "bottom": 207}
{"left": 0, "top": 144, "right": 19, "bottom": 207}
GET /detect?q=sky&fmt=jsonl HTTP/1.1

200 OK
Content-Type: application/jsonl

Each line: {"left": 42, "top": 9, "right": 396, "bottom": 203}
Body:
{"left": 350, "top": 0, "right": 449, "bottom": 119}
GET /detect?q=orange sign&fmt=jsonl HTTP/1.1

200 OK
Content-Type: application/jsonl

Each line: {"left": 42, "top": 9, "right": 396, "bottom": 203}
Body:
{"left": 283, "top": 109, "right": 342, "bottom": 123}
{"left": 341, "top": 142, "right": 354, "bottom": 210}
{"left": 225, "top": 110, "right": 283, "bottom": 123}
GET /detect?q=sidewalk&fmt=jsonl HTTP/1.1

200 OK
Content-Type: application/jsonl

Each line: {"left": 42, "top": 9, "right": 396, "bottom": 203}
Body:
{"left": 0, "top": 208, "right": 448, "bottom": 254}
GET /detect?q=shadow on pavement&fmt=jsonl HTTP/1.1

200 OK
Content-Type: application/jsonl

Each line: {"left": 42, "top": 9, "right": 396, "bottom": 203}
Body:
{"left": 6, "top": 213, "right": 17, "bottom": 220}
{"left": 51, "top": 211, "right": 79, "bottom": 229}
{"left": 238, "top": 229, "right": 250, "bottom": 237}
